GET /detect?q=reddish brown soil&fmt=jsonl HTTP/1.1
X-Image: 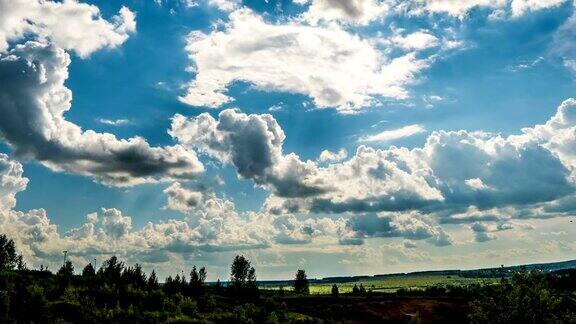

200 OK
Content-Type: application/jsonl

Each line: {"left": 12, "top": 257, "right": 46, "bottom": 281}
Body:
{"left": 282, "top": 295, "right": 470, "bottom": 323}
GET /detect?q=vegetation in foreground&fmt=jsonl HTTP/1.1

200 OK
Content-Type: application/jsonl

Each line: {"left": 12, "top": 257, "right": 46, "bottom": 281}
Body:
{"left": 1, "top": 234, "right": 575, "bottom": 323}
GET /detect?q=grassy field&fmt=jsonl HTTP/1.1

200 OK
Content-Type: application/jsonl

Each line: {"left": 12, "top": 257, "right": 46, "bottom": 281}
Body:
{"left": 261, "top": 274, "right": 498, "bottom": 294}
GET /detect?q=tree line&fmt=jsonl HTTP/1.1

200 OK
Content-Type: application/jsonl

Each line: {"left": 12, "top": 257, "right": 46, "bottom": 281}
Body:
{"left": 0, "top": 234, "right": 319, "bottom": 322}
{"left": 1, "top": 233, "right": 575, "bottom": 323}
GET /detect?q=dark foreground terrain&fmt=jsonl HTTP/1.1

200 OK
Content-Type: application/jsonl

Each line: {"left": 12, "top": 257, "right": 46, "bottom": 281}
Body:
{"left": 1, "top": 235, "right": 575, "bottom": 323}
{"left": 281, "top": 295, "right": 470, "bottom": 323}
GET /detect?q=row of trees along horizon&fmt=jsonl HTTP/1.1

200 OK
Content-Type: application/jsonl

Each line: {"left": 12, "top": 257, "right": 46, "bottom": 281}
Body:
{"left": 0, "top": 233, "right": 326, "bottom": 322}
{"left": 2, "top": 233, "right": 576, "bottom": 323}
{"left": 0, "top": 234, "right": 313, "bottom": 293}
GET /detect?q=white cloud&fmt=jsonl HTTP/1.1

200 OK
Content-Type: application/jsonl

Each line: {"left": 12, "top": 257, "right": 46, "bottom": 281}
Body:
{"left": 0, "top": 42, "right": 204, "bottom": 186}
{"left": 360, "top": 124, "right": 426, "bottom": 142}
{"left": 208, "top": 0, "right": 240, "bottom": 11}
{"left": 0, "top": 154, "right": 29, "bottom": 212}
{"left": 300, "top": 0, "right": 389, "bottom": 25}
{"left": 470, "top": 221, "right": 513, "bottom": 242}
{"left": 180, "top": 9, "right": 433, "bottom": 113}
{"left": 0, "top": 0, "right": 136, "bottom": 58}
{"left": 399, "top": 0, "right": 567, "bottom": 18}
{"left": 318, "top": 149, "right": 348, "bottom": 162}
{"left": 250, "top": 99, "right": 576, "bottom": 218}
{"left": 510, "top": 0, "right": 566, "bottom": 17}
{"left": 395, "top": 0, "right": 567, "bottom": 19}
{"left": 465, "top": 178, "right": 489, "bottom": 190}
{"left": 163, "top": 182, "right": 203, "bottom": 213}
{"left": 392, "top": 31, "right": 439, "bottom": 51}
{"left": 96, "top": 118, "right": 131, "bottom": 126}
{"left": 170, "top": 109, "right": 326, "bottom": 197}
{"left": 0, "top": 154, "right": 319, "bottom": 271}
{"left": 171, "top": 99, "right": 576, "bottom": 221}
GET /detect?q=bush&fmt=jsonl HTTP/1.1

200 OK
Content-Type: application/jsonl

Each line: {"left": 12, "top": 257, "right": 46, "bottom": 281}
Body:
{"left": 180, "top": 297, "right": 198, "bottom": 318}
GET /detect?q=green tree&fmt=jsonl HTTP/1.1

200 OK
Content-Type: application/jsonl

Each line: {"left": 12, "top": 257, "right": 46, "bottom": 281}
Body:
{"left": 230, "top": 255, "right": 251, "bottom": 290}
{"left": 470, "top": 269, "right": 565, "bottom": 323}
{"left": 331, "top": 284, "right": 339, "bottom": 298}
{"left": 293, "top": 269, "right": 309, "bottom": 295}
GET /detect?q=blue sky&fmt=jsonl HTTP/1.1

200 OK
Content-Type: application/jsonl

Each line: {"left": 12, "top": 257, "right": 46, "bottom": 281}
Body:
{"left": 1, "top": 0, "right": 576, "bottom": 280}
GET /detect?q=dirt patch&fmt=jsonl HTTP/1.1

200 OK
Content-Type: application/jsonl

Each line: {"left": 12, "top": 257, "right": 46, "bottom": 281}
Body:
{"left": 281, "top": 295, "right": 470, "bottom": 323}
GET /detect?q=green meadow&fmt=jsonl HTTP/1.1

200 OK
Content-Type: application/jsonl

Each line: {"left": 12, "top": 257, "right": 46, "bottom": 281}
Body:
{"left": 261, "top": 274, "right": 498, "bottom": 294}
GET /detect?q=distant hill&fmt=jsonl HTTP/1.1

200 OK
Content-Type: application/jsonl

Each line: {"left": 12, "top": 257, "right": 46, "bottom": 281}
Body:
{"left": 257, "top": 259, "right": 576, "bottom": 286}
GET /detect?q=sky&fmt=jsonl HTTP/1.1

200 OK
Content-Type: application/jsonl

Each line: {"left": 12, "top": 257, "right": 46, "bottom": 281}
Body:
{"left": 1, "top": 0, "right": 576, "bottom": 280}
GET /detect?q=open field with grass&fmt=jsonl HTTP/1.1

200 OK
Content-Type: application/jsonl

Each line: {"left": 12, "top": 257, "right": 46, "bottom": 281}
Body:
{"left": 261, "top": 274, "right": 499, "bottom": 294}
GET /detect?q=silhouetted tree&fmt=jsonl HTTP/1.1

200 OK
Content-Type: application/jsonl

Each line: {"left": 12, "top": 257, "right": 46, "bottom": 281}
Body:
{"left": 247, "top": 266, "right": 259, "bottom": 298}
{"left": 230, "top": 255, "right": 251, "bottom": 291}
{"left": 57, "top": 261, "right": 74, "bottom": 277}
{"left": 0, "top": 234, "right": 17, "bottom": 270}
{"left": 214, "top": 279, "right": 222, "bottom": 294}
{"left": 190, "top": 266, "right": 199, "bottom": 292}
{"left": 16, "top": 254, "right": 26, "bottom": 270}
{"left": 199, "top": 267, "right": 207, "bottom": 284}
{"left": 147, "top": 270, "right": 159, "bottom": 290}
{"left": 82, "top": 263, "right": 96, "bottom": 278}
{"left": 352, "top": 284, "right": 360, "bottom": 294}
{"left": 98, "top": 256, "right": 124, "bottom": 286}
{"left": 359, "top": 284, "right": 366, "bottom": 294}
{"left": 293, "top": 269, "right": 309, "bottom": 295}
{"left": 122, "top": 263, "right": 146, "bottom": 288}
{"left": 57, "top": 260, "right": 74, "bottom": 287}
{"left": 164, "top": 275, "right": 176, "bottom": 295}
{"left": 331, "top": 284, "right": 339, "bottom": 297}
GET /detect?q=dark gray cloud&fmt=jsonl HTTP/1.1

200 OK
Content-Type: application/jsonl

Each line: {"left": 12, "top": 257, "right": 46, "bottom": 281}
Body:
{"left": 170, "top": 109, "right": 326, "bottom": 197}
{"left": 343, "top": 213, "right": 452, "bottom": 246}
{"left": 470, "top": 222, "right": 513, "bottom": 242}
{"left": 0, "top": 42, "right": 203, "bottom": 186}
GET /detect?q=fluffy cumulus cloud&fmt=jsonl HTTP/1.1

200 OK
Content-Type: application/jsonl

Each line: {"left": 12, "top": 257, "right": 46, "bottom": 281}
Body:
{"left": 318, "top": 149, "right": 348, "bottom": 162}
{"left": 398, "top": 0, "right": 568, "bottom": 18}
{"left": 298, "top": 0, "right": 389, "bottom": 25}
{"left": 0, "top": 154, "right": 320, "bottom": 270}
{"left": 391, "top": 31, "right": 439, "bottom": 51}
{"left": 342, "top": 212, "right": 452, "bottom": 246}
{"left": 295, "top": 0, "right": 568, "bottom": 23}
{"left": 164, "top": 182, "right": 203, "bottom": 213}
{"left": 0, "top": 42, "right": 203, "bottom": 186}
{"left": 180, "top": 8, "right": 433, "bottom": 113}
{"left": 1, "top": 154, "right": 369, "bottom": 272}
{"left": 0, "top": 154, "right": 28, "bottom": 211}
{"left": 170, "top": 109, "right": 326, "bottom": 197}
{"left": 172, "top": 99, "right": 576, "bottom": 226}
{"left": 469, "top": 222, "right": 513, "bottom": 242}
{"left": 0, "top": 0, "right": 136, "bottom": 57}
